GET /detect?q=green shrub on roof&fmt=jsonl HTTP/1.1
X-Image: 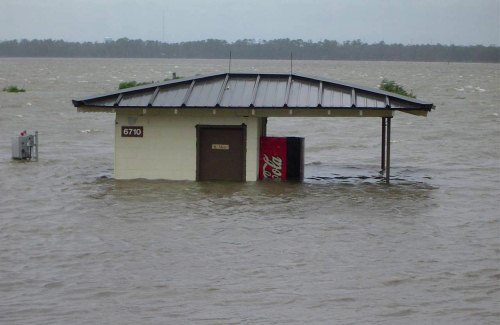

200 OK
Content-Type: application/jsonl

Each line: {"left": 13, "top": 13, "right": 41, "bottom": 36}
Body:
{"left": 118, "top": 75, "right": 183, "bottom": 90}
{"left": 379, "top": 79, "right": 415, "bottom": 98}
{"left": 118, "top": 80, "right": 153, "bottom": 89}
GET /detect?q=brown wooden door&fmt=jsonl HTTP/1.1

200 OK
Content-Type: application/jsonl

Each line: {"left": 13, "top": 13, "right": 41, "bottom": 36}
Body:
{"left": 197, "top": 125, "right": 246, "bottom": 181}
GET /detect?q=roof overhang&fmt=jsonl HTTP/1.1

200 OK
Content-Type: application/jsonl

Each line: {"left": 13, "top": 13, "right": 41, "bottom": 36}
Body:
{"left": 76, "top": 106, "right": 406, "bottom": 117}
{"left": 73, "top": 72, "right": 435, "bottom": 117}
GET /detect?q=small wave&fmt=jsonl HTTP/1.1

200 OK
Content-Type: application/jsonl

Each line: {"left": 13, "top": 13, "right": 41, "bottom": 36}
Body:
{"left": 464, "top": 296, "right": 490, "bottom": 303}
{"left": 91, "top": 290, "right": 121, "bottom": 298}
{"left": 332, "top": 297, "right": 356, "bottom": 302}
{"left": 43, "top": 281, "right": 64, "bottom": 289}
{"left": 383, "top": 277, "right": 413, "bottom": 286}
{"left": 380, "top": 309, "right": 415, "bottom": 317}
{"left": 79, "top": 129, "right": 100, "bottom": 134}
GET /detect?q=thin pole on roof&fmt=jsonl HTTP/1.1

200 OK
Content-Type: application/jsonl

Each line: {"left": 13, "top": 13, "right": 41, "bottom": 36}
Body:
{"left": 162, "top": 11, "right": 165, "bottom": 42}
{"left": 290, "top": 52, "right": 293, "bottom": 74}
{"left": 229, "top": 51, "right": 232, "bottom": 73}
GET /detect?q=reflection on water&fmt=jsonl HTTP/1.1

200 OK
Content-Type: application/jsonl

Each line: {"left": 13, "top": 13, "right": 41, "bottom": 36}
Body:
{"left": 0, "top": 58, "right": 499, "bottom": 324}
{"left": 92, "top": 162, "right": 436, "bottom": 213}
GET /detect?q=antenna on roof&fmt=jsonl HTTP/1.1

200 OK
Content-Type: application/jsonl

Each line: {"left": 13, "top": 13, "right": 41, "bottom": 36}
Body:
{"left": 290, "top": 52, "right": 293, "bottom": 75}
{"left": 229, "top": 51, "right": 232, "bottom": 73}
{"left": 162, "top": 10, "right": 165, "bottom": 42}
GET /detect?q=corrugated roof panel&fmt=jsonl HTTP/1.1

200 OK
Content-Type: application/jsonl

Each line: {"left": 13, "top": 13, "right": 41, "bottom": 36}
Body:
{"left": 73, "top": 72, "right": 434, "bottom": 113}
{"left": 152, "top": 84, "right": 190, "bottom": 107}
{"left": 220, "top": 77, "right": 256, "bottom": 107}
{"left": 119, "top": 91, "right": 154, "bottom": 107}
{"left": 322, "top": 86, "right": 351, "bottom": 107}
{"left": 186, "top": 77, "right": 225, "bottom": 107}
{"left": 288, "top": 79, "right": 320, "bottom": 107}
{"left": 254, "top": 78, "right": 288, "bottom": 107}
{"left": 356, "top": 92, "right": 386, "bottom": 108}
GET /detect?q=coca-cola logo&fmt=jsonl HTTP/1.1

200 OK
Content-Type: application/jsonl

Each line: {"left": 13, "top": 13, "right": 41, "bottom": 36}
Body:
{"left": 262, "top": 154, "right": 282, "bottom": 179}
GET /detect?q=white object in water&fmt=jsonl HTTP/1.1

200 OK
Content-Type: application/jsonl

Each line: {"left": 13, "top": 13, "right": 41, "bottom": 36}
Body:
{"left": 12, "top": 131, "right": 38, "bottom": 161}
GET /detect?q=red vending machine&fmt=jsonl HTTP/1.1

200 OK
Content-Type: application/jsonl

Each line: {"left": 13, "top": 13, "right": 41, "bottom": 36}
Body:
{"left": 259, "top": 137, "right": 304, "bottom": 181}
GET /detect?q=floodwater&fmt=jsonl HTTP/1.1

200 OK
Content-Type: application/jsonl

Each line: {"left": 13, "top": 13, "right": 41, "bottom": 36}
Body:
{"left": 0, "top": 58, "right": 499, "bottom": 324}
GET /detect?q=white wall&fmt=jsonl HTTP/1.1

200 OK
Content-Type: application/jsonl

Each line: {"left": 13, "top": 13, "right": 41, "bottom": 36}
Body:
{"left": 115, "top": 110, "right": 262, "bottom": 181}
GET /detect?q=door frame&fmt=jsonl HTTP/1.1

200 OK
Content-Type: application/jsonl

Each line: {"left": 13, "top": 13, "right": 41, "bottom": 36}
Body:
{"left": 196, "top": 124, "right": 247, "bottom": 181}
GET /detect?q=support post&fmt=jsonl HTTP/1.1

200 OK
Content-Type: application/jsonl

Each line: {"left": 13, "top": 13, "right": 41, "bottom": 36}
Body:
{"left": 386, "top": 117, "right": 391, "bottom": 183}
{"left": 381, "top": 117, "right": 386, "bottom": 170}
{"left": 34, "top": 131, "right": 38, "bottom": 161}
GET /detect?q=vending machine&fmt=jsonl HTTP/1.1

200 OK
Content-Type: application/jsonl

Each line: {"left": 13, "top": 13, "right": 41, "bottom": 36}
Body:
{"left": 259, "top": 137, "right": 304, "bottom": 181}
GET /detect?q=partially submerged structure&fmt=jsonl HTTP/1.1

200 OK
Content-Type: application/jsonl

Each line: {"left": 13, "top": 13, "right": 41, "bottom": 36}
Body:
{"left": 72, "top": 72, "right": 434, "bottom": 182}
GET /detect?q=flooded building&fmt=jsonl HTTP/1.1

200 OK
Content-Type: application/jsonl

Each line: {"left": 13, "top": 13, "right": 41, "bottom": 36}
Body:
{"left": 72, "top": 72, "right": 434, "bottom": 182}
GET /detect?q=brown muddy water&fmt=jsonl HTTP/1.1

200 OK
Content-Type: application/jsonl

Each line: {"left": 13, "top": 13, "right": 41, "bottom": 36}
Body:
{"left": 0, "top": 58, "right": 499, "bottom": 324}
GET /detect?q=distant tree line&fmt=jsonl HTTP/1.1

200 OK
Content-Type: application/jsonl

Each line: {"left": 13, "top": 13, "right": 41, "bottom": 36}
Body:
{"left": 0, "top": 38, "right": 498, "bottom": 62}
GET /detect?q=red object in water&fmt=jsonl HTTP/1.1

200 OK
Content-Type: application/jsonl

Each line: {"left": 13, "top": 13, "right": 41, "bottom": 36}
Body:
{"left": 259, "top": 137, "right": 287, "bottom": 180}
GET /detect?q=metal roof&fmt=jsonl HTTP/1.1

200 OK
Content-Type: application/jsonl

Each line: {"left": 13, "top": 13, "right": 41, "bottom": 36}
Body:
{"left": 72, "top": 72, "right": 435, "bottom": 113}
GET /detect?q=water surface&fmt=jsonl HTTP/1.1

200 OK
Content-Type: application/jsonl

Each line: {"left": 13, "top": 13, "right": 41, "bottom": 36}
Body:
{"left": 0, "top": 58, "right": 499, "bottom": 324}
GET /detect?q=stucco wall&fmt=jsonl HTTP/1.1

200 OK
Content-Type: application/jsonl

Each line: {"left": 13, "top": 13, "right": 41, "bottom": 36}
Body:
{"left": 114, "top": 110, "right": 262, "bottom": 181}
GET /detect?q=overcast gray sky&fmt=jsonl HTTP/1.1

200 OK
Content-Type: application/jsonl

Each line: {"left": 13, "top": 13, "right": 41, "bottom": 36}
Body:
{"left": 1, "top": 0, "right": 499, "bottom": 45}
